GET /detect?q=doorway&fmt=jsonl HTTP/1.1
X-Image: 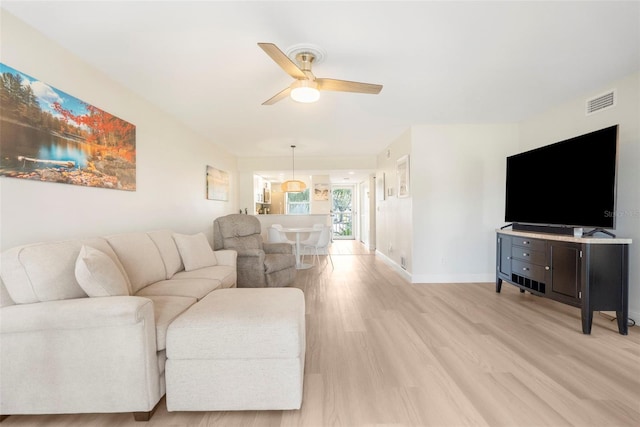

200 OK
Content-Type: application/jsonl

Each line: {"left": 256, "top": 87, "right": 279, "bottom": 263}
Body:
{"left": 331, "top": 185, "right": 356, "bottom": 240}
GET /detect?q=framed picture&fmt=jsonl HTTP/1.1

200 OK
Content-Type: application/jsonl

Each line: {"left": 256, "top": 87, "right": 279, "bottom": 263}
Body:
{"left": 397, "top": 155, "right": 410, "bottom": 198}
{"left": 376, "top": 172, "right": 385, "bottom": 201}
{"left": 0, "top": 63, "right": 136, "bottom": 191}
{"left": 313, "top": 183, "right": 330, "bottom": 201}
{"left": 206, "top": 166, "right": 229, "bottom": 201}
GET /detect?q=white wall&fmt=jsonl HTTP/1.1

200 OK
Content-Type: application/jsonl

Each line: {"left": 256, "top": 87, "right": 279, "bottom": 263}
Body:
{"left": 410, "top": 124, "right": 519, "bottom": 282}
{"left": 375, "top": 125, "right": 517, "bottom": 282}
{"left": 518, "top": 72, "right": 640, "bottom": 320}
{"left": 376, "top": 129, "right": 413, "bottom": 274}
{"left": 0, "top": 11, "right": 237, "bottom": 249}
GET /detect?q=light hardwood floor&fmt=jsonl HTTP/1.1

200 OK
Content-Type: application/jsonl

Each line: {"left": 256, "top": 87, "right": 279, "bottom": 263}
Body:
{"left": 4, "top": 241, "right": 639, "bottom": 426}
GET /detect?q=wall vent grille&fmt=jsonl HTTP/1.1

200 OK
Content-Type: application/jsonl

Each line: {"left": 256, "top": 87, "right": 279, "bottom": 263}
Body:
{"left": 586, "top": 90, "right": 615, "bottom": 115}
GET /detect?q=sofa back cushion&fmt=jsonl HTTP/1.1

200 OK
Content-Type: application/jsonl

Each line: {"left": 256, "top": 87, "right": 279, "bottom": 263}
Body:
{"left": 147, "top": 229, "right": 184, "bottom": 279}
{"left": 0, "top": 238, "right": 127, "bottom": 304}
{"left": 106, "top": 232, "right": 166, "bottom": 294}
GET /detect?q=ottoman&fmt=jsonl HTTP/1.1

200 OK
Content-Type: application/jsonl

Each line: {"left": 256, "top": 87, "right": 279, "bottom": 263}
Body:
{"left": 165, "top": 287, "right": 305, "bottom": 411}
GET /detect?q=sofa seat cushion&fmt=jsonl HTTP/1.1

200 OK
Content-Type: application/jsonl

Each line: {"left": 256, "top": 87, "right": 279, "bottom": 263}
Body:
{"left": 143, "top": 295, "right": 196, "bottom": 351}
{"left": 264, "top": 254, "right": 296, "bottom": 274}
{"left": 167, "top": 288, "right": 305, "bottom": 360}
{"left": 135, "top": 279, "right": 221, "bottom": 300}
{"left": 172, "top": 266, "right": 236, "bottom": 289}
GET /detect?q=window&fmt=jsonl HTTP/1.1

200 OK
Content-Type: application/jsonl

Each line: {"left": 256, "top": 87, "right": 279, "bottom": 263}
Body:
{"left": 286, "top": 189, "right": 310, "bottom": 214}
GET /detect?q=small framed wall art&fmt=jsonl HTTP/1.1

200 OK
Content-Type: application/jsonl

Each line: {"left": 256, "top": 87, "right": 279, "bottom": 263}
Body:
{"left": 376, "top": 172, "right": 385, "bottom": 201}
{"left": 313, "top": 183, "right": 330, "bottom": 201}
{"left": 397, "top": 155, "right": 410, "bottom": 198}
{"left": 206, "top": 166, "right": 229, "bottom": 201}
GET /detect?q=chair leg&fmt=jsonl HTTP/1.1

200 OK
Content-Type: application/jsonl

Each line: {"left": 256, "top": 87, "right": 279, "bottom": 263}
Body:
{"left": 328, "top": 251, "right": 334, "bottom": 269}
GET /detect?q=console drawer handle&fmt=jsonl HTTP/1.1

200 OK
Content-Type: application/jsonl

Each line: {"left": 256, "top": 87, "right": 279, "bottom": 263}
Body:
{"left": 523, "top": 241, "right": 530, "bottom": 245}
{"left": 523, "top": 253, "right": 529, "bottom": 257}
{"left": 522, "top": 267, "right": 530, "bottom": 271}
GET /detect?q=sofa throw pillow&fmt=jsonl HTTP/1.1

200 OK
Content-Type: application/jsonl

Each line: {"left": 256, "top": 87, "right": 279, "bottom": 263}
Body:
{"left": 75, "top": 245, "right": 129, "bottom": 297}
{"left": 173, "top": 232, "right": 218, "bottom": 271}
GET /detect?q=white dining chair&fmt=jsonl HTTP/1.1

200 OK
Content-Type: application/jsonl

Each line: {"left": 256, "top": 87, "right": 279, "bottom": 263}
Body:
{"left": 301, "top": 225, "right": 333, "bottom": 269}
{"left": 267, "top": 226, "right": 283, "bottom": 243}
{"left": 271, "top": 224, "right": 296, "bottom": 244}
{"left": 267, "top": 225, "right": 297, "bottom": 256}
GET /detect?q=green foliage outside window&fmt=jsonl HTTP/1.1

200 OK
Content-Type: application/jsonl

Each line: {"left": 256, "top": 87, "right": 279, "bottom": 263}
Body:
{"left": 332, "top": 188, "right": 352, "bottom": 212}
{"left": 286, "top": 189, "right": 310, "bottom": 214}
{"left": 332, "top": 188, "right": 353, "bottom": 237}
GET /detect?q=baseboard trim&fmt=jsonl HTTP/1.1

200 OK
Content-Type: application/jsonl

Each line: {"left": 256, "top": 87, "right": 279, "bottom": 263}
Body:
{"left": 375, "top": 250, "right": 411, "bottom": 282}
{"left": 410, "top": 273, "right": 495, "bottom": 284}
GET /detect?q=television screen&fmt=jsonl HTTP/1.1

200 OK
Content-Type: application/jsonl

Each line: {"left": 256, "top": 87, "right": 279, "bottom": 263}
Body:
{"left": 505, "top": 125, "right": 618, "bottom": 229}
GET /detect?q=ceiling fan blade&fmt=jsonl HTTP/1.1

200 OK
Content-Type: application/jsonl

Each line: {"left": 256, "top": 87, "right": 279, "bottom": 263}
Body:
{"left": 316, "top": 78, "right": 383, "bottom": 94}
{"left": 262, "top": 87, "right": 291, "bottom": 105}
{"left": 258, "top": 43, "right": 307, "bottom": 80}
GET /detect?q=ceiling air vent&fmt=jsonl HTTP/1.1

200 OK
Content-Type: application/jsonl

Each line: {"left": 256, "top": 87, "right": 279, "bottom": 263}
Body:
{"left": 586, "top": 90, "right": 615, "bottom": 115}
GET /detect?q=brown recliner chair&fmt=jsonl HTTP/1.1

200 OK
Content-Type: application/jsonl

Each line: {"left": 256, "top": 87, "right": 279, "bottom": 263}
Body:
{"left": 213, "top": 214, "right": 296, "bottom": 287}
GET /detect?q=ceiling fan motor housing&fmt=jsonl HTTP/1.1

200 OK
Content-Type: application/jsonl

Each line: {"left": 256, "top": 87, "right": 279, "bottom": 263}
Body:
{"left": 295, "top": 52, "right": 316, "bottom": 73}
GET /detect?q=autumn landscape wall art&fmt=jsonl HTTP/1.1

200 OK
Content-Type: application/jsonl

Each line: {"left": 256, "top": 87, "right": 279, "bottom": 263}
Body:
{"left": 0, "top": 63, "right": 136, "bottom": 191}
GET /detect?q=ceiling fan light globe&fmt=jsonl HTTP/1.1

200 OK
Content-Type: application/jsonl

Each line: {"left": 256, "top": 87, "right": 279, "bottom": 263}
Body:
{"left": 291, "top": 87, "right": 320, "bottom": 103}
{"left": 290, "top": 80, "right": 320, "bottom": 103}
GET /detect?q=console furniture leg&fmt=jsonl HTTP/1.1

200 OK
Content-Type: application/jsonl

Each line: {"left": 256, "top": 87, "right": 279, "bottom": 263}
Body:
{"left": 581, "top": 308, "right": 593, "bottom": 335}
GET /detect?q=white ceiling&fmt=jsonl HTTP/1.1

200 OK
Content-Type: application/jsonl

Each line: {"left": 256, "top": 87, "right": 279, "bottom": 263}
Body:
{"left": 3, "top": 1, "right": 639, "bottom": 172}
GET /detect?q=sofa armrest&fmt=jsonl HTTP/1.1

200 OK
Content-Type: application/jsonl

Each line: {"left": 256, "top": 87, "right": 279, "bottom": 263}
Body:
{"left": 264, "top": 242, "right": 293, "bottom": 254}
{"left": 213, "top": 249, "right": 237, "bottom": 267}
{"left": 0, "top": 296, "right": 152, "bottom": 333}
{"left": 235, "top": 248, "right": 265, "bottom": 258}
{"left": 0, "top": 296, "right": 162, "bottom": 415}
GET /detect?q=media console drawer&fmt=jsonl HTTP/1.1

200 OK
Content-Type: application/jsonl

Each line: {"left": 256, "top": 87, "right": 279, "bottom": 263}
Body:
{"left": 511, "top": 259, "right": 546, "bottom": 282}
{"left": 510, "top": 246, "right": 545, "bottom": 265}
{"left": 512, "top": 237, "right": 545, "bottom": 251}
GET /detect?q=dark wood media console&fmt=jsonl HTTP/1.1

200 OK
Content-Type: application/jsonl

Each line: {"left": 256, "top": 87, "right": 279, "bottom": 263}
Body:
{"left": 496, "top": 229, "right": 631, "bottom": 334}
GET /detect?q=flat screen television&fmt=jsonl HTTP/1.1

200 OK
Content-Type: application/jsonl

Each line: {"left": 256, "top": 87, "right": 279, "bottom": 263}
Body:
{"left": 505, "top": 125, "right": 618, "bottom": 230}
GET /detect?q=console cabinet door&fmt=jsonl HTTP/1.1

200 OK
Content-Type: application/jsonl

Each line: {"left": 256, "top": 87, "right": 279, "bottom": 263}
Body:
{"left": 546, "top": 242, "right": 581, "bottom": 305}
{"left": 497, "top": 234, "right": 512, "bottom": 279}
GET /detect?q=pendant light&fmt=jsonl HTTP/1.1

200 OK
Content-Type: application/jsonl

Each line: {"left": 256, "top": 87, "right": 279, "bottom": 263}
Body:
{"left": 281, "top": 145, "right": 306, "bottom": 192}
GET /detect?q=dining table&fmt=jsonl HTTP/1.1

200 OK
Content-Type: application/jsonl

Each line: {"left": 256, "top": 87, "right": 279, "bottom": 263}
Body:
{"left": 281, "top": 227, "right": 315, "bottom": 269}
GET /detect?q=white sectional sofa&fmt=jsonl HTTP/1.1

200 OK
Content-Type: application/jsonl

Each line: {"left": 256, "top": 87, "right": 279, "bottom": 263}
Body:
{"left": 0, "top": 229, "right": 237, "bottom": 421}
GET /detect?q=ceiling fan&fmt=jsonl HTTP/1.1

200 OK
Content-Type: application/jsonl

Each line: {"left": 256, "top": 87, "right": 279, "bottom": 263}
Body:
{"left": 258, "top": 42, "right": 383, "bottom": 105}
